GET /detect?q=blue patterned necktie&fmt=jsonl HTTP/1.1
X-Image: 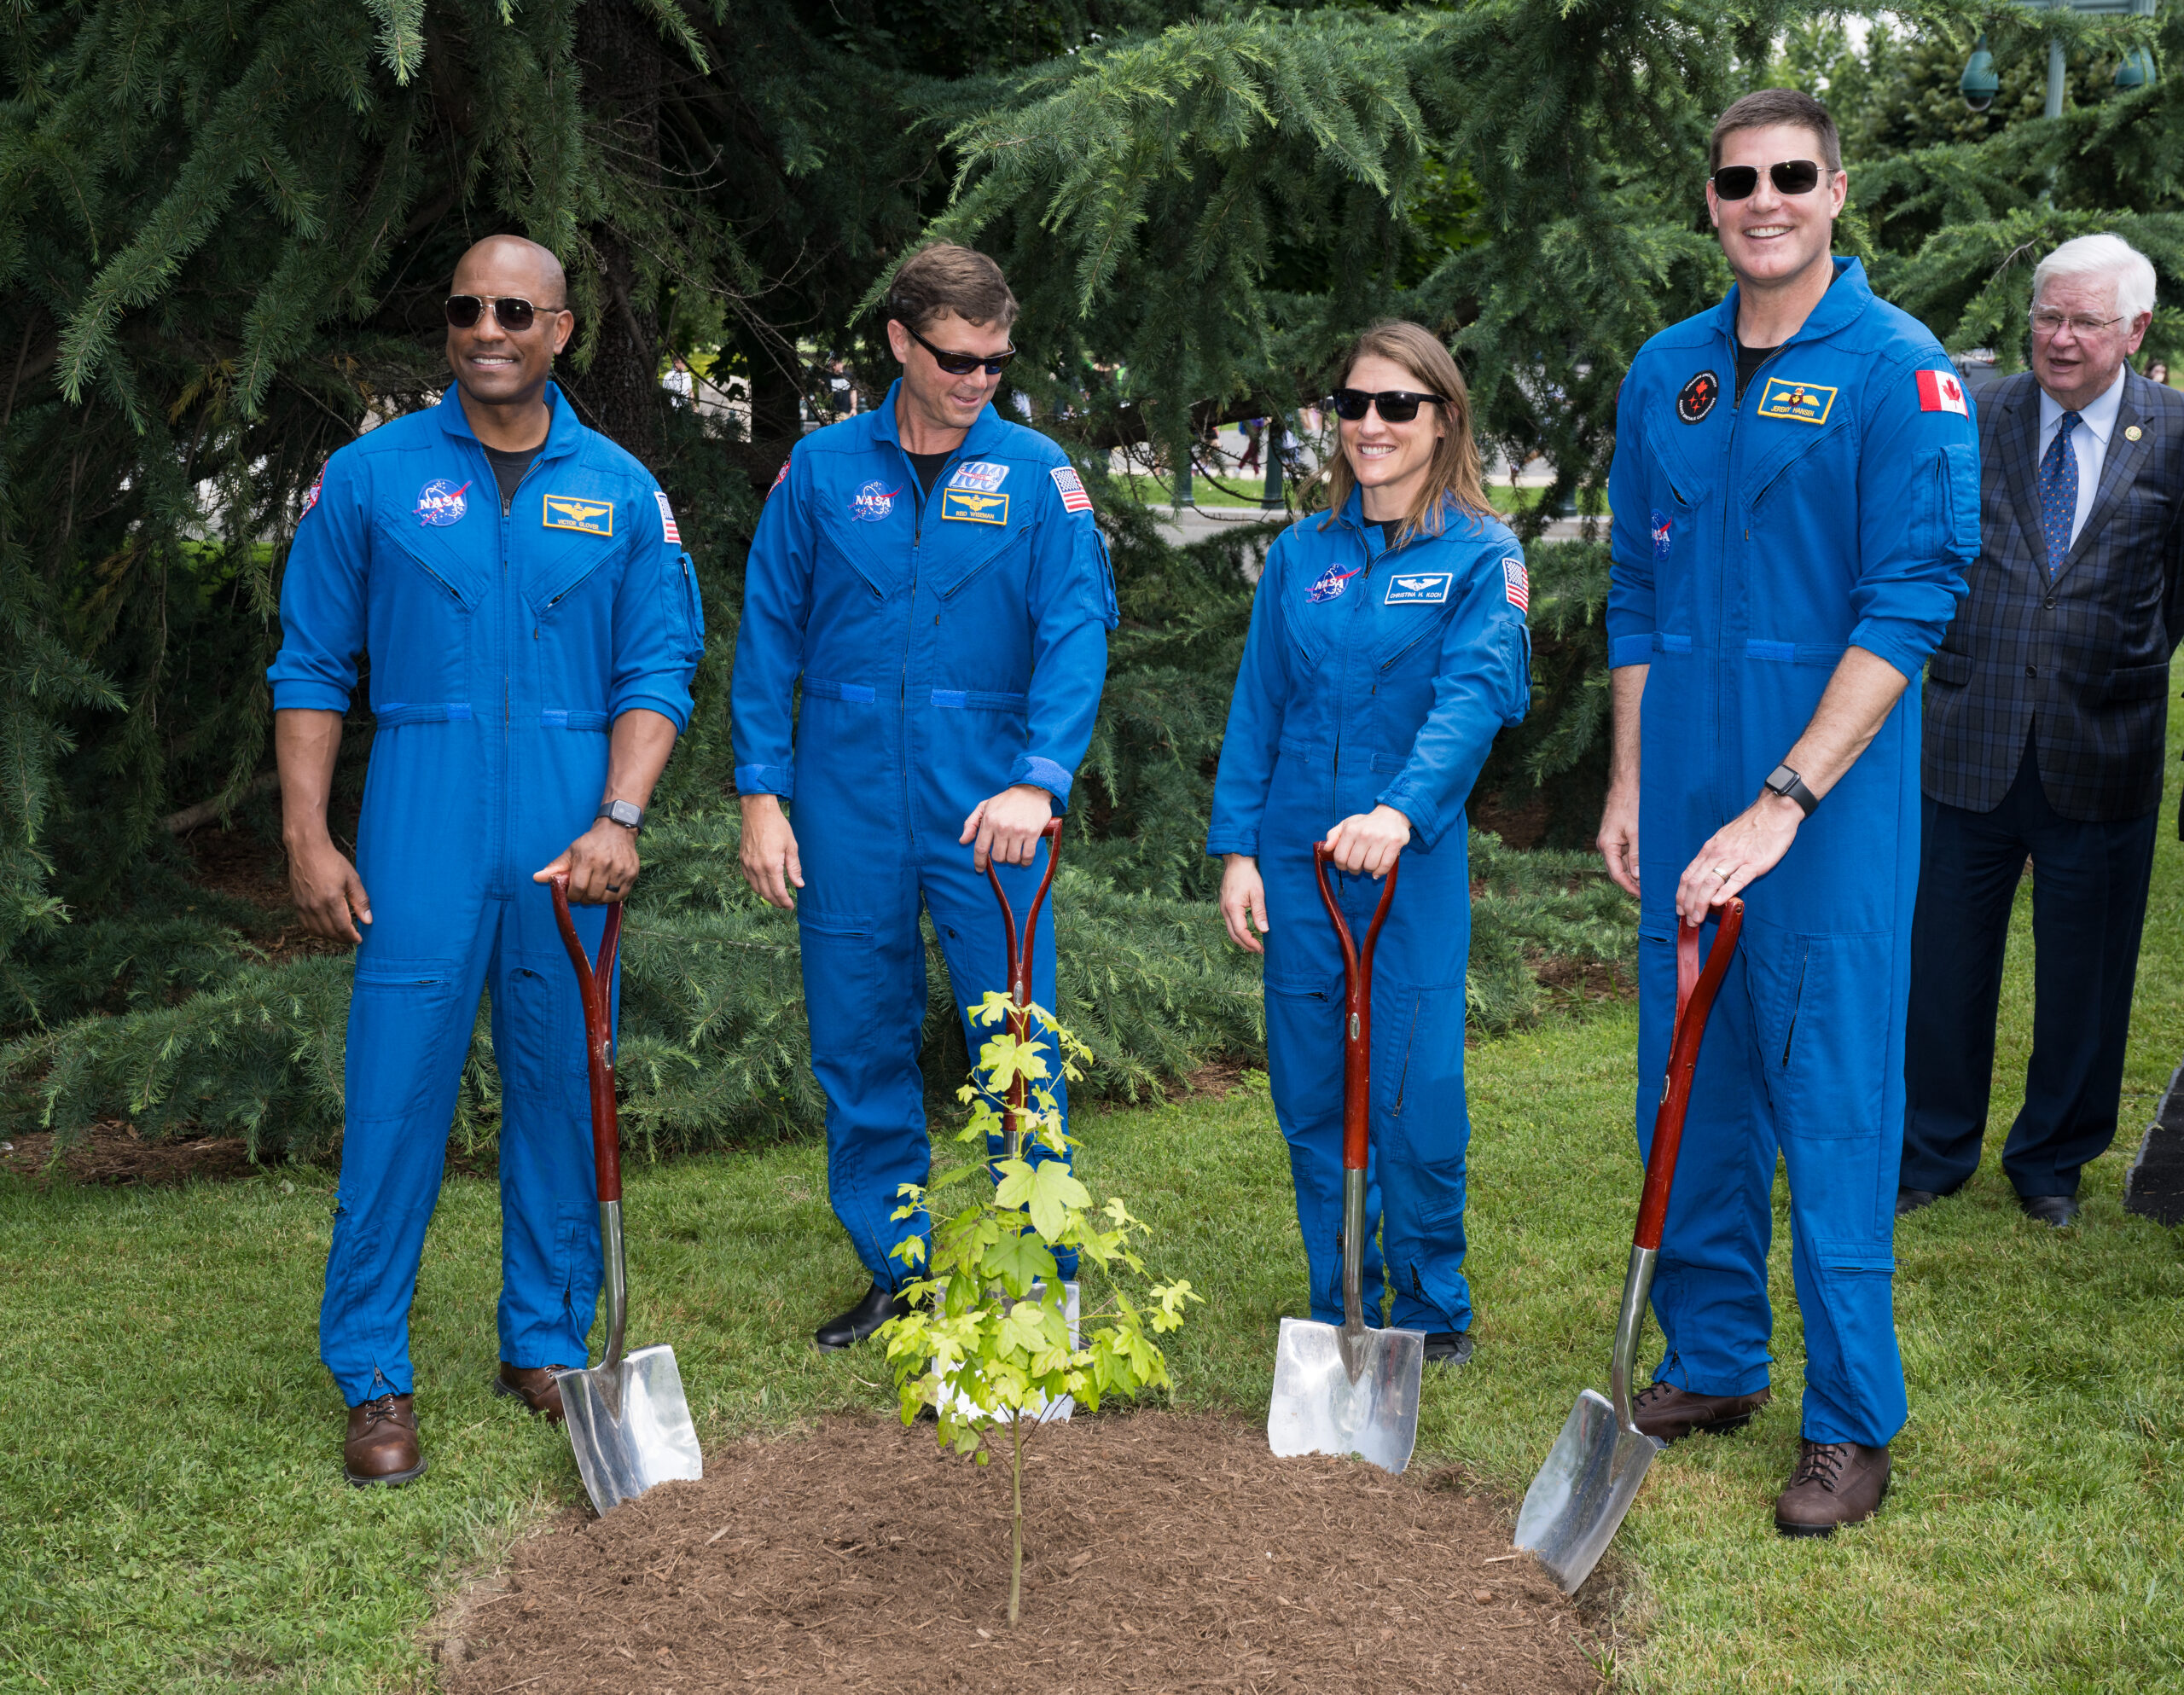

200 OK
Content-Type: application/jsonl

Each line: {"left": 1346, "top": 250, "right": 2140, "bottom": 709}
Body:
{"left": 2039, "top": 410, "right": 2082, "bottom": 574}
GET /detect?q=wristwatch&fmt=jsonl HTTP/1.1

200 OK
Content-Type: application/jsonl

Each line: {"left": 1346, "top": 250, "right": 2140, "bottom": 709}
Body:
{"left": 596, "top": 798, "right": 645, "bottom": 834}
{"left": 1762, "top": 763, "right": 1819, "bottom": 817}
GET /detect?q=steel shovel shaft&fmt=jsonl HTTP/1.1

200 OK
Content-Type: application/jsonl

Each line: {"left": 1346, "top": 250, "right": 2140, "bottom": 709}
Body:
{"left": 549, "top": 876, "right": 702, "bottom": 1515}
{"left": 1267, "top": 845, "right": 1423, "bottom": 1475}
{"left": 1515, "top": 900, "right": 1742, "bottom": 1591}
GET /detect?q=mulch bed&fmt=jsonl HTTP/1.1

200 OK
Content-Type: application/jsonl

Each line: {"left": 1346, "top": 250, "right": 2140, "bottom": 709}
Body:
{"left": 1, "top": 1121, "right": 258, "bottom": 1187}
{"left": 438, "top": 1413, "right": 1603, "bottom": 1694}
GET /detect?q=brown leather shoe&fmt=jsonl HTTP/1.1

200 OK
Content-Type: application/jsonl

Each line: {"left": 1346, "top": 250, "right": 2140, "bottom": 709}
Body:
{"left": 1631, "top": 1380, "right": 1771, "bottom": 1443}
{"left": 344, "top": 1393, "right": 427, "bottom": 1487}
{"left": 1774, "top": 1439, "right": 1890, "bottom": 1537}
{"left": 493, "top": 1361, "right": 570, "bottom": 1423}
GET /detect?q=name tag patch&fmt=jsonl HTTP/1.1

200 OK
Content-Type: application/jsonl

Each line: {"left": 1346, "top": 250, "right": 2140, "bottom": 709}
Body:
{"left": 1754, "top": 377, "right": 1838, "bottom": 426}
{"left": 941, "top": 488, "right": 1009, "bottom": 525}
{"left": 543, "top": 493, "right": 614, "bottom": 536}
{"left": 948, "top": 460, "right": 1009, "bottom": 494}
{"left": 1384, "top": 572, "right": 1452, "bottom": 606}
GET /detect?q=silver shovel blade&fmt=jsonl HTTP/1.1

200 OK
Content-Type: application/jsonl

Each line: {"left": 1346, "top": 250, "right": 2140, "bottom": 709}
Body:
{"left": 555, "top": 1344, "right": 704, "bottom": 1515}
{"left": 1266, "top": 1315, "right": 1425, "bottom": 1475}
{"left": 1513, "top": 1388, "right": 1662, "bottom": 1593}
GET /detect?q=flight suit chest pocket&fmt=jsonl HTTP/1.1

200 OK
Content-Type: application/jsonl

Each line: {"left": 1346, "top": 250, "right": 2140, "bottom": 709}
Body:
{"left": 372, "top": 520, "right": 477, "bottom": 705}
{"left": 1641, "top": 415, "right": 1715, "bottom": 516}
{"left": 936, "top": 523, "right": 1027, "bottom": 603}
{"left": 526, "top": 531, "right": 624, "bottom": 624}
{"left": 816, "top": 510, "right": 902, "bottom": 601}
{"left": 1744, "top": 928, "right": 1894, "bottom": 1141}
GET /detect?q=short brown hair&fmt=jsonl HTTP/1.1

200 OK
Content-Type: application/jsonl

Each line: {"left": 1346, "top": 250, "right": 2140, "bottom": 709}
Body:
{"left": 886, "top": 243, "right": 1019, "bottom": 334}
{"left": 1710, "top": 88, "right": 1841, "bottom": 173}
{"left": 1311, "top": 321, "right": 1493, "bottom": 542}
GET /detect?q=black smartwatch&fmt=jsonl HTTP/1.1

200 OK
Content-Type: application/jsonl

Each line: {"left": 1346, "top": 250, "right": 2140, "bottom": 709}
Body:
{"left": 1762, "top": 763, "right": 1819, "bottom": 817}
{"left": 596, "top": 798, "right": 645, "bottom": 834}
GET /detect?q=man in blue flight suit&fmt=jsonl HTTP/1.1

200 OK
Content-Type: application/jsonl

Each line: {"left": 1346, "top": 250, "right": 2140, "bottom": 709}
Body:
{"left": 733, "top": 243, "right": 1115, "bottom": 1352}
{"left": 1597, "top": 91, "right": 1979, "bottom": 1536}
{"left": 272, "top": 235, "right": 704, "bottom": 1487}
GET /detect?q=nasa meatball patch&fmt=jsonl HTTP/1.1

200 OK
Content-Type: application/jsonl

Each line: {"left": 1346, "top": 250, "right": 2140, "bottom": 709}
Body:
{"left": 1676, "top": 370, "right": 1719, "bottom": 424}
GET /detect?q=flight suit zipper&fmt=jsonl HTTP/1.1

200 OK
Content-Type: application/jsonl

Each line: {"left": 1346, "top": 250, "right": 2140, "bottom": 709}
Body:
{"left": 896, "top": 439, "right": 962, "bottom": 849}
{"left": 1718, "top": 332, "right": 1786, "bottom": 821}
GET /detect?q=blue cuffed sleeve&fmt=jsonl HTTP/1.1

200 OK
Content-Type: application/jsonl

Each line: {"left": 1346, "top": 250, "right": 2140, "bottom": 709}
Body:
{"left": 1606, "top": 376, "right": 1658, "bottom": 667}
{"left": 1850, "top": 359, "right": 1978, "bottom": 682}
{"left": 1205, "top": 532, "right": 1293, "bottom": 857}
{"left": 1375, "top": 543, "right": 1532, "bottom": 851}
{"left": 1013, "top": 464, "right": 1114, "bottom": 810}
{"left": 268, "top": 450, "right": 369, "bottom": 712}
{"left": 729, "top": 450, "right": 817, "bottom": 798}
{"left": 607, "top": 480, "right": 700, "bottom": 733}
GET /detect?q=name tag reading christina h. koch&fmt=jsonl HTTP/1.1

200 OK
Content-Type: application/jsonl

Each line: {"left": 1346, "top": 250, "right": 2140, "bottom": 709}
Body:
{"left": 1383, "top": 572, "right": 1452, "bottom": 605}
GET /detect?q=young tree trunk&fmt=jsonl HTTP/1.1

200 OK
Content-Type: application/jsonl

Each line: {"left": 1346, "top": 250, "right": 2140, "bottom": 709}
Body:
{"left": 1008, "top": 1413, "right": 1025, "bottom": 1627}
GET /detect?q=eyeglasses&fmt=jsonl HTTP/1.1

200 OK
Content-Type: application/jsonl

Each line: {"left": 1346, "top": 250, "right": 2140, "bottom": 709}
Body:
{"left": 1711, "top": 160, "right": 1827, "bottom": 200}
{"left": 1329, "top": 388, "right": 1445, "bottom": 424}
{"left": 444, "top": 295, "right": 566, "bottom": 334}
{"left": 2030, "top": 308, "right": 2129, "bottom": 339}
{"left": 901, "top": 321, "right": 1017, "bottom": 377}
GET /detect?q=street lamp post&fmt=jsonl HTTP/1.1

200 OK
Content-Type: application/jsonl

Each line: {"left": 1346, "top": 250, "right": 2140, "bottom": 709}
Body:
{"left": 1961, "top": 0, "right": 2159, "bottom": 112}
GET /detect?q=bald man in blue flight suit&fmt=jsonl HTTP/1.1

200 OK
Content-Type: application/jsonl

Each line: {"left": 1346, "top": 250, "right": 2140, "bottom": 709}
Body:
{"left": 733, "top": 243, "right": 1115, "bottom": 1352}
{"left": 1598, "top": 91, "right": 1978, "bottom": 1537}
{"left": 272, "top": 235, "right": 704, "bottom": 1488}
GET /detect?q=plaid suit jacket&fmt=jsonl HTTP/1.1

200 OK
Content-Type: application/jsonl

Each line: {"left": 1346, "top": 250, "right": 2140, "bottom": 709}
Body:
{"left": 1922, "top": 369, "right": 2184, "bottom": 822}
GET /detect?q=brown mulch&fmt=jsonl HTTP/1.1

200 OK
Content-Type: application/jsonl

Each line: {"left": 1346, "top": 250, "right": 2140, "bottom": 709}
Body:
{"left": 437, "top": 1414, "right": 1603, "bottom": 1695}
{"left": 1, "top": 1120, "right": 258, "bottom": 1187}
{"left": 1533, "top": 956, "right": 1635, "bottom": 1007}
{"left": 179, "top": 824, "right": 349, "bottom": 962}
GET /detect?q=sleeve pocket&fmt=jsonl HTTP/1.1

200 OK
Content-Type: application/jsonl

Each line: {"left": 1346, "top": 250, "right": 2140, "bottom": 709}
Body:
{"left": 1939, "top": 441, "right": 1981, "bottom": 565}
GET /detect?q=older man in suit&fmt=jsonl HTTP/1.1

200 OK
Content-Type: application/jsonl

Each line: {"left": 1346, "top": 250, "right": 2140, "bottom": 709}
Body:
{"left": 1901, "top": 234, "right": 2183, "bottom": 1227}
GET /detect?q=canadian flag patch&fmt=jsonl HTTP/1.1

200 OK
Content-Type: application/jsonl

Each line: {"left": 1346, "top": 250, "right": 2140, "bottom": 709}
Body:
{"left": 654, "top": 490, "right": 681, "bottom": 544}
{"left": 1050, "top": 464, "right": 1094, "bottom": 514}
{"left": 1502, "top": 555, "right": 1530, "bottom": 613}
{"left": 1916, "top": 369, "right": 1968, "bottom": 416}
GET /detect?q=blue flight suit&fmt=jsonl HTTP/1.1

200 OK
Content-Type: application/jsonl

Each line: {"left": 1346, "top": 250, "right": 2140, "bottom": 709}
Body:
{"left": 1207, "top": 489, "right": 1531, "bottom": 1332}
{"left": 731, "top": 384, "right": 1116, "bottom": 1286}
{"left": 1607, "top": 258, "right": 1979, "bottom": 1446}
{"left": 269, "top": 384, "right": 704, "bottom": 1406}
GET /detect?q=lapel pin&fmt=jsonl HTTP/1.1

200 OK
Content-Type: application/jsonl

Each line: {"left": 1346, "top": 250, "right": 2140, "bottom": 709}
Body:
{"left": 2126, "top": 425, "right": 2144, "bottom": 442}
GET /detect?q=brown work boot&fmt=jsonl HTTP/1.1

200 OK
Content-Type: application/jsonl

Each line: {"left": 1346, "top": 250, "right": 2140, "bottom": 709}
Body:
{"left": 1631, "top": 1380, "right": 1771, "bottom": 1443}
{"left": 343, "top": 1393, "right": 427, "bottom": 1488}
{"left": 1774, "top": 1439, "right": 1891, "bottom": 1537}
{"left": 493, "top": 1361, "right": 570, "bottom": 1423}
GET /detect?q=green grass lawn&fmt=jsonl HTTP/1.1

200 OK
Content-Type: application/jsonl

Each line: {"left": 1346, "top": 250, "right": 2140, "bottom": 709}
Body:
{"left": 9, "top": 736, "right": 2184, "bottom": 1692}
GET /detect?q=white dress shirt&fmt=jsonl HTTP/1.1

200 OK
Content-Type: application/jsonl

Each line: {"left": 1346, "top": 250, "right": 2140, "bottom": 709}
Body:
{"left": 2036, "top": 364, "right": 2129, "bottom": 551}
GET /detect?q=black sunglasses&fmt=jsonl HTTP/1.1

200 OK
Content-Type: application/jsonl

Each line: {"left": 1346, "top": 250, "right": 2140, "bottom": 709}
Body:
{"left": 901, "top": 320, "right": 1018, "bottom": 377}
{"left": 1329, "top": 388, "right": 1446, "bottom": 425}
{"left": 444, "top": 294, "right": 566, "bottom": 334}
{"left": 1711, "top": 160, "right": 1827, "bottom": 201}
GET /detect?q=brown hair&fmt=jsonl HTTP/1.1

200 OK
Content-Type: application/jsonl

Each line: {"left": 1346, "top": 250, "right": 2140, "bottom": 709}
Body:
{"left": 1312, "top": 321, "right": 1493, "bottom": 542}
{"left": 1709, "top": 88, "right": 1841, "bottom": 173}
{"left": 886, "top": 242, "right": 1019, "bottom": 334}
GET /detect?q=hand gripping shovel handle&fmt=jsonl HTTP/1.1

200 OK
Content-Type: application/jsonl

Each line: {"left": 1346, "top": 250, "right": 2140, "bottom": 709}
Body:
{"left": 1311, "top": 845, "right": 1400, "bottom": 1175}
{"left": 549, "top": 875, "right": 625, "bottom": 1204}
{"left": 984, "top": 818, "right": 1064, "bottom": 1158}
{"left": 1609, "top": 897, "right": 1742, "bottom": 1433}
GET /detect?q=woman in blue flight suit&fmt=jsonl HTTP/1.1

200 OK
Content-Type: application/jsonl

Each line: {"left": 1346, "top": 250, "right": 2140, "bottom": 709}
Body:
{"left": 1208, "top": 322, "right": 1531, "bottom": 1365}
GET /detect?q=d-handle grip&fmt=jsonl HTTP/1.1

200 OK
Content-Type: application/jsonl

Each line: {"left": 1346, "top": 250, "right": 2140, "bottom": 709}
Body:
{"left": 1631, "top": 898, "right": 1743, "bottom": 1251}
{"left": 1312, "top": 843, "right": 1401, "bottom": 1175}
{"left": 549, "top": 874, "right": 624, "bottom": 1205}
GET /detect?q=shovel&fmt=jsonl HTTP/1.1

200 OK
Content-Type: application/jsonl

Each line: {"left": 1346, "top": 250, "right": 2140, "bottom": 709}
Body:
{"left": 548, "top": 874, "right": 704, "bottom": 1515}
{"left": 1266, "top": 844, "right": 1425, "bottom": 1476}
{"left": 1513, "top": 897, "right": 1744, "bottom": 1591}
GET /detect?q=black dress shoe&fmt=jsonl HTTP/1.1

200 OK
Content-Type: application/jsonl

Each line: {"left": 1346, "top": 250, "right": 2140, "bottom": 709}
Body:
{"left": 1423, "top": 1331, "right": 1473, "bottom": 1368}
{"left": 814, "top": 1280, "right": 911, "bottom": 1352}
{"left": 1895, "top": 1188, "right": 1941, "bottom": 1217}
{"left": 2018, "top": 1193, "right": 2081, "bottom": 1228}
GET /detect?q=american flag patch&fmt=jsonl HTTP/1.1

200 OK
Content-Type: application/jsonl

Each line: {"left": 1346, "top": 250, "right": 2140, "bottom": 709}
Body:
{"left": 300, "top": 464, "right": 325, "bottom": 520}
{"left": 768, "top": 460, "right": 788, "bottom": 496}
{"left": 654, "top": 490, "right": 680, "bottom": 544}
{"left": 1502, "top": 556, "right": 1530, "bottom": 613}
{"left": 1050, "top": 465, "right": 1094, "bottom": 514}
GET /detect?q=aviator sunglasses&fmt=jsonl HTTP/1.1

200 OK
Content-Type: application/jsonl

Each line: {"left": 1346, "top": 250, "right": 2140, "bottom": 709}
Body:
{"left": 900, "top": 319, "right": 1018, "bottom": 377}
{"left": 1711, "top": 159, "right": 1827, "bottom": 200}
{"left": 444, "top": 294, "right": 566, "bottom": 334}
{"left": 1329, "top": 387, "right": 1446, "bottom": 424}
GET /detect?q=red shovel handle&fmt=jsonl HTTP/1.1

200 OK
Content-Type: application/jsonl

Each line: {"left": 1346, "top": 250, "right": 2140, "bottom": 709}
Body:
{"left": 550, "top": 874, "right": 624, "bottom": 1205}
{"left": 1312, "top": 845, "right": 1400, "bottom": 1175}
{"left": 1632, "top": 898, "right": 1743, "bottom": 1251}
{"left": 983, "top": 818, "right": 1064, "bottom": 1124}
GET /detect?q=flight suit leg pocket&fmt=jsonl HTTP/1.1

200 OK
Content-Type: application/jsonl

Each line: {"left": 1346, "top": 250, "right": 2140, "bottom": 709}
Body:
{"left": 1745, "top": 928, "right": 1892, "bottom": 1141}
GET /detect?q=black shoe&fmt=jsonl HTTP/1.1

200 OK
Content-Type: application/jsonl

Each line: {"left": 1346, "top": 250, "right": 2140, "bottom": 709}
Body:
{"left": 2018, "top": 1193, "right": 2081, "bottom": 1228}
{"left": 814, "top": 1280, "right": 911, "bottom": 1352}
{"left": 1895, "top": 1188, "right": 1941, "bottom": 1217}
{"left": 1423, "top": 1331, "right": 1473, "bottom": 1368}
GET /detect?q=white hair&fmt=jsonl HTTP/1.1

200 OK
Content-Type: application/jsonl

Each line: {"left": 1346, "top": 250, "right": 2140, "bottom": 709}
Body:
{"left": 2033, "top": 233, "right": 2158, "bottom": 321}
